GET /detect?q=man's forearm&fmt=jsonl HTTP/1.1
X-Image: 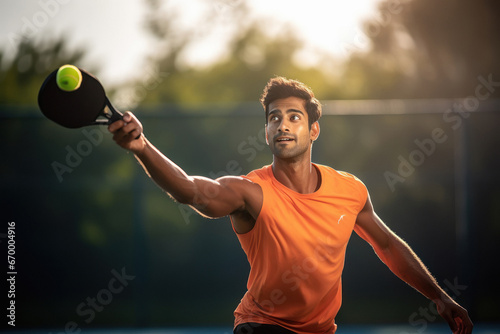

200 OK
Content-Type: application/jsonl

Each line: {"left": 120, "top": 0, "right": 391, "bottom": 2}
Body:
{"left": 379, "top": 237, "right": 474, "bottom": 332}
{"left": 134, "top": 138, "right": 198, "bottom": 204}
{"left": 377, "top": 235, "right": 450, "bottom": 302}
{"left": 108, "top": 112, "right": 194, "bottom": 201}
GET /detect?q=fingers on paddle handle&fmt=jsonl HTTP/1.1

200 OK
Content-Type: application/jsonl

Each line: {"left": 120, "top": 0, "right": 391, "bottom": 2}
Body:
{"left": 101, "top": 102, "right": 141, "bottom": 140}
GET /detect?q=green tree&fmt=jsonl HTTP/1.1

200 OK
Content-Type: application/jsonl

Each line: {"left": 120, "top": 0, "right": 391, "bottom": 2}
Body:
{"left": 121, "top": 0, "right": 341, "bottom": 108}
{"left": 0, "top": 37, "right": 86, "bottom": 105}
{"left": 346, "top": 0, "right": 500, "bottom": 98}
{"left": 139, "top": 24, "right": 339, "bottom": 106}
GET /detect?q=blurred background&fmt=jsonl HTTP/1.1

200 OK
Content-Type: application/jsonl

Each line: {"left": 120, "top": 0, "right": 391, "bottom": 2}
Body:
{"left": 1, "top": 0, "right": 499, "bottom": 332}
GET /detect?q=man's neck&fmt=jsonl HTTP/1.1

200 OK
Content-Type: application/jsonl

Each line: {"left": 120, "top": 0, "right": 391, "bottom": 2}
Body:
{"left": 272, "top": 158, "right": 320, "bottom": 194}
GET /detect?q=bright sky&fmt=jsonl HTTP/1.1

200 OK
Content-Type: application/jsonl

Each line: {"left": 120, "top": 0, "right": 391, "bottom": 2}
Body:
{"left": 0, "top": 0, "right": 382, "bottom": 85}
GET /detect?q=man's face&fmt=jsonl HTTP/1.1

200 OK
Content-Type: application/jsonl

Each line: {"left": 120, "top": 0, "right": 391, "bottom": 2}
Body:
{"left": 266, "top": 96, "right": 319, "bottom": 160}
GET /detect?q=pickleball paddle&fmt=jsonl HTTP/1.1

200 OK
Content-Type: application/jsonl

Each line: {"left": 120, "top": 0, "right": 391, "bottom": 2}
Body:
{"left": 38, "top": 66, "right": 123, "bottom": 129}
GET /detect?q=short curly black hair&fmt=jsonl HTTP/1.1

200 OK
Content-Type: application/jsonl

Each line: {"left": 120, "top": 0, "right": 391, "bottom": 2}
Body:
{"left": 260, "top": 76, "right": 322, "bottom": 127}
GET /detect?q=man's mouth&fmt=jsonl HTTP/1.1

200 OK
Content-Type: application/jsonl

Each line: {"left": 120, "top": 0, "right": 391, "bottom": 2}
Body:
{"left": 276, "top": 136, "right": 294, "bottom": 143}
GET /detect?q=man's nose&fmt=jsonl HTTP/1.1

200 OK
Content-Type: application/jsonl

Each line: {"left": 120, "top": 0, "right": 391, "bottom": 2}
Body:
{"left": 278, "top": 119, "right": 290, "bottom": 132}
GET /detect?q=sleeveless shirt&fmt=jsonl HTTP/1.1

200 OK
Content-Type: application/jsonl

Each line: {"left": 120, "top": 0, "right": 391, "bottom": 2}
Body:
{"left": 232, "top": 164, "right": 367, "bottom": 333}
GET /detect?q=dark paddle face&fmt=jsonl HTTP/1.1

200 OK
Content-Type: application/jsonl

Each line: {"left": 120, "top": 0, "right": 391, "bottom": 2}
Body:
{"left": 38, "top": 68, "right": 117, "bottom": 128}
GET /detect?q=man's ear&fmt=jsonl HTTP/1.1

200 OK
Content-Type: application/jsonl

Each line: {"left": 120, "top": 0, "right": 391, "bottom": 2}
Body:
{"left": 311, "top": 121, "right": 320, "bottom": 142}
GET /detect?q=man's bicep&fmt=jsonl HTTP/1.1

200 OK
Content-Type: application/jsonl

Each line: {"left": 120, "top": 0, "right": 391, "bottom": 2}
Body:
{"left": 190, "top": 175, "right": 257, "bottom": 218}
{"left": 354, "top": 195, "right": 395, "bottom": 252}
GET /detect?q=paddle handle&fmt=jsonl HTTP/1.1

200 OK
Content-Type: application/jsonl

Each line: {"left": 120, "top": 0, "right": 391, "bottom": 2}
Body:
{"left": 92, "top": 97, "right": 123, "bottom": 125}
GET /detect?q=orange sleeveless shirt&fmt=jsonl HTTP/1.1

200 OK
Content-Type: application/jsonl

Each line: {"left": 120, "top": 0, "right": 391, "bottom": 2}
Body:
{"left": 232, "top": 164, "right": 367, "bottom": 334}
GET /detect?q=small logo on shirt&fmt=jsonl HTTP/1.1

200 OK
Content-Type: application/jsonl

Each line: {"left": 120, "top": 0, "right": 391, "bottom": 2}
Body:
{"left": 337, "top": 214, "right": 346, "bottom": 224}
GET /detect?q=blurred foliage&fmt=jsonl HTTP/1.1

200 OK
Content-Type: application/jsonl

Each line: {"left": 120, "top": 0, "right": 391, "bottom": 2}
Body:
{"left": 352, "top": 0, "right": 500, "bottom": 98}
{"left": 0, "top": 37, "right": 87, "bottom": 105}
{"left": 115, "top": 0, "right": 341, "bottom": 108}
{"left": 2, "top": 0, "right": 499, "bottom": 106}
{"left": 116, "top": 0, "right": 500, "bottom": 104}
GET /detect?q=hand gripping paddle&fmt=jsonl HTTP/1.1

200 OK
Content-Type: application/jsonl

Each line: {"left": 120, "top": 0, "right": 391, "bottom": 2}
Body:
{"left": 38, "top": 66, "right": 124, "bottom": 129}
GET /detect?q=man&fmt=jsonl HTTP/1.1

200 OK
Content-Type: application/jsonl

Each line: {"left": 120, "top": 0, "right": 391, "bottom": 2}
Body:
{"left": 109, "top": 77, "right": 473, "bottom": 334}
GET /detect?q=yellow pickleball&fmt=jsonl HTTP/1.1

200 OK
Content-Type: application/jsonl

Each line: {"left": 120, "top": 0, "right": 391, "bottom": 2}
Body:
{"left": 56, "top": 64, "right": 82, "bottom": 92}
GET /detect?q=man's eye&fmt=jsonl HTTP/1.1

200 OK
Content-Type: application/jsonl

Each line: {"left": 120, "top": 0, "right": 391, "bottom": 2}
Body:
{"left": 270, "top": 116, "right": 279, "bottom": 121}
{"left": 291, "top": 115, "right": 300, "bottom": 121}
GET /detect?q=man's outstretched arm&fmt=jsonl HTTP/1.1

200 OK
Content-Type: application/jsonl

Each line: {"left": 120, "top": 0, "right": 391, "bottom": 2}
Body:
{"left": 354, "top": 193, "right": 473, "bottom": 334}
{"left": 108, "top": 112, "right": 260, "bottom": 220}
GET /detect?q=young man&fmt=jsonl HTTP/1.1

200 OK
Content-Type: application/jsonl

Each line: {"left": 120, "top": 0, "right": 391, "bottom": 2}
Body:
{"left": 109, "top": 77, "right": 473, "bottom": 334}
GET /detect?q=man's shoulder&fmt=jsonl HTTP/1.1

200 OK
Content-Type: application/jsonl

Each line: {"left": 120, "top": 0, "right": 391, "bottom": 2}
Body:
{"left": 317, "top": 164, "right": 368, "bottom": 208}
{"left": 316, "top": 164, "right": 367, "bottom": 197}
{"left": 245, "top": 165, "right": 272, "bottom": 182}
{"left": 316, "top": 164, "right": 364, "bottom": 184}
